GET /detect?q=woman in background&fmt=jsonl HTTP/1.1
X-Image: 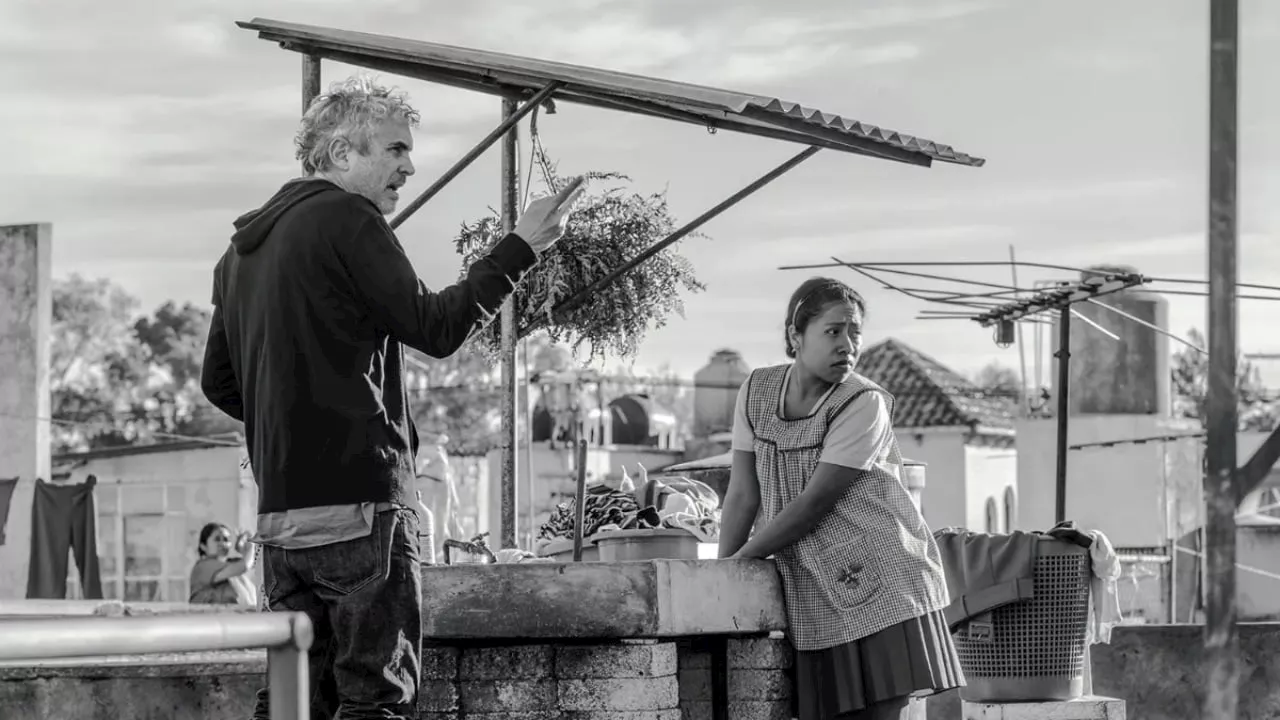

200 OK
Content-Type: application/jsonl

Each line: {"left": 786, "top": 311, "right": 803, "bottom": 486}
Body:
{"left": 718, "top": 277, "right": 963, "bottom": 720}
{"left": 188, "top": 522, "right": 257, "bottom": 606}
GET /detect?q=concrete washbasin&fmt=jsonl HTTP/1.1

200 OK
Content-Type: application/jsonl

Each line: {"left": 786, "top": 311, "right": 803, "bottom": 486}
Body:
{"left": 420, "top": 558, "right": 786, "bottom": 640}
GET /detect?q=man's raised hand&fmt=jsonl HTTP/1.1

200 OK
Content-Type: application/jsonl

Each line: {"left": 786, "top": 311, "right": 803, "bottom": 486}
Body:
{"left": 513, "top": 176, "right": 588, "bottom": 253}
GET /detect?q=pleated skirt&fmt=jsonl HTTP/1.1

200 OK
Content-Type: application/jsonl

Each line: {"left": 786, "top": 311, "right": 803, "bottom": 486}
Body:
{"left": 794, "top": 610, "right": 965, "bottom": 720}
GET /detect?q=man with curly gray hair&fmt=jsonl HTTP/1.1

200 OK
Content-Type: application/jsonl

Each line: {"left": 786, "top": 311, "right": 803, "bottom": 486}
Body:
{"left": 201, "top": 76, "right": 584, "bottom": 719}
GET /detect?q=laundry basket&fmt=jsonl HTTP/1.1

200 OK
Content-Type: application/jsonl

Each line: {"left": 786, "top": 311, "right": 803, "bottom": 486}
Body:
{"left": 953, "top": 536, "right": 1092, "bottom": 703}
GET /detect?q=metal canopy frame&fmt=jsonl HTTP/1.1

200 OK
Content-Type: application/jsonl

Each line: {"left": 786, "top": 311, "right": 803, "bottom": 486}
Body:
{"left": 238, "top": 17, "right": 985, "bottom": 554}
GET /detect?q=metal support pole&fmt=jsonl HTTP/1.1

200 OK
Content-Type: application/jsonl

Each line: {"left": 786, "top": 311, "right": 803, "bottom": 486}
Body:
{"left": 572, "top": 436, "right": 589, "bottom": 562}
{"left": 390, "top": 83, "right": 560, "bottom": 230}
{"left": 524, "top": 339, "right": 537, "bottom": 549}
{"left": 519, "top": 145, "right": 821, "bottom": 337}
{"left": 499, "top": 97, "right": 520, "bottom": 549}
{"left": 268, "top": 645, "right": 309, "bottom": 720}
{"left": 1054, "top": 305, "right": 1071, "bottom": 525}
{"left": 1205, "top": 0, "right": 1240, "bottom": 717}
{"left": 301, "top": 54, "right": 321, "bottom": 114}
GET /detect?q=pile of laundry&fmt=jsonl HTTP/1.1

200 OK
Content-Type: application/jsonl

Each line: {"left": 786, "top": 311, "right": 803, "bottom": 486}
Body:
{"left": 535, "top": 464, "right": 721, "bottom": 554}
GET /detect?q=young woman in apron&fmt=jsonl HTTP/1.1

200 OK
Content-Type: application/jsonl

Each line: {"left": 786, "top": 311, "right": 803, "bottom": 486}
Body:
{"left": 718, "top": 277, "right": 963, "bottom": 720}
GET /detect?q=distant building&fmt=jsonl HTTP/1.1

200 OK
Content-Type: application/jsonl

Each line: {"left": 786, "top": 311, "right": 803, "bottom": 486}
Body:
{"left": 857, "top": 338, "right": 1018, "bottom": 533}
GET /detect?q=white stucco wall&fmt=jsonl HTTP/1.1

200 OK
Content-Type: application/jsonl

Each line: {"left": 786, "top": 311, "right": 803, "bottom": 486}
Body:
{"left": 964, "top": 444, "right": 1019, "bottom": 532}
{"left": 1016, "top": 415, "right": 1202, "bottom": 546}
{"left": 896, "top": 430, "right": 967, "bottom": 531}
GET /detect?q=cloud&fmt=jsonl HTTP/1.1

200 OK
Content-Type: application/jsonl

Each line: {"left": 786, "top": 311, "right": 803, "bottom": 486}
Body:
{"left": 164, "top": 18, "right": 232, "bottom": 56}
{"left": 713, "top": 224, "right": 1017, "bottom": 274}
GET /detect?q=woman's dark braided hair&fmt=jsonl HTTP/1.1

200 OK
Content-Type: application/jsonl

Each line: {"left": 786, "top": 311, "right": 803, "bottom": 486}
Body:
{"left": 784, "top": 277, "right": 866, "bottom": 359}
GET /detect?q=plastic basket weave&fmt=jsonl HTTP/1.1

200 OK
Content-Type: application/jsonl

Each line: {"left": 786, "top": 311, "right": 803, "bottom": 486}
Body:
{"left": 953, "top": 536, "right": 1091, "bottom": 703}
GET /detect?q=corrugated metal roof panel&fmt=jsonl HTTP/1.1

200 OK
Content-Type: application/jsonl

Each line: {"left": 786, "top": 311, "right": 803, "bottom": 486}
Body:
{"left": 236, "top": 18, "right": 985, "bottom": 168}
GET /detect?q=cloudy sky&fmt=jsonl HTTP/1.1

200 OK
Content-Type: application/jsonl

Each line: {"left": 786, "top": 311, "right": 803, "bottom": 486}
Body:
{"left": 4, "top": 0, "right": 1279, "bottom": 387}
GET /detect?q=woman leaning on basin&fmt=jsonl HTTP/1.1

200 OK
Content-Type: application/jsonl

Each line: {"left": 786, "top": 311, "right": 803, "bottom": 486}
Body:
{"left": 718, "top": 277, "right": 963, "bottom": 720}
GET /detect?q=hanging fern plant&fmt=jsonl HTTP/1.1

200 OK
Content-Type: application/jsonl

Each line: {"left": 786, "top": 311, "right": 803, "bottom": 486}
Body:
{"left": 454, "top": 146, "right": 705, "bottom": 361}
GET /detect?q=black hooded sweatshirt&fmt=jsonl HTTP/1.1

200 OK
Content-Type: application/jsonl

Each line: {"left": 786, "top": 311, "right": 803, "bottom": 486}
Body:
{"left": 201, "top": 178, "right": 537, "bottom": 514}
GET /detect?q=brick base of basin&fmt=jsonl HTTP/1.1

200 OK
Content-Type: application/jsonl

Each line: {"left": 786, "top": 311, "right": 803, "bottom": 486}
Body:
{"left": 0, "top": 637, "right": 794, "bottom": 720}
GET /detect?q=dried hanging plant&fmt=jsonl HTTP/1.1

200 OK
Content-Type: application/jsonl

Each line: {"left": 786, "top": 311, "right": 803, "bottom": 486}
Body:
{"left": 454, "top": 145, "right": 705, "bottom": 362}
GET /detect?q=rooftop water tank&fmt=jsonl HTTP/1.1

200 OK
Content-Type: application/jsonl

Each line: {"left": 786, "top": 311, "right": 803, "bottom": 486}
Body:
{"left": 693, "top": 349, "right": 751, "bottom": 438}
{"left": 608, "top": 394, "right": 677, "bottom": 446}
{"left": 1051, "top": 265, "right": 1170, "bottom": 415}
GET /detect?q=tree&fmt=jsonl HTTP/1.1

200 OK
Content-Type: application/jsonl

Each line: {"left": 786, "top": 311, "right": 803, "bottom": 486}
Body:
{"left": 972, "top": 361, "right": 1023, "bottom": 401}
{"left": 1171, "top": 328, "right": 1277, "bottom": 431}
{"left": 132, "top": 300, "right": 243, "bottom": 439}
{"left": 405, "top": 343, "right": 503, "bottom": 457}
{"left": 49, "top": 276, "right": 239, "bottom": 453}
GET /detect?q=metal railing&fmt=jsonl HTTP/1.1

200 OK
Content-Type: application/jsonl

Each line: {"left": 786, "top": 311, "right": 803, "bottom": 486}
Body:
{"left": 0, "top": 611, "right": 312, "bottom": 720}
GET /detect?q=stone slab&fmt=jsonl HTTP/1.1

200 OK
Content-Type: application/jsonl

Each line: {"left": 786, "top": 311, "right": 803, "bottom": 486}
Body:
{"left": 962, "top": 696, "right": 1125, "bottom": 720}
{"left": 421, "top": 559, "right": 785, "bottom": 640}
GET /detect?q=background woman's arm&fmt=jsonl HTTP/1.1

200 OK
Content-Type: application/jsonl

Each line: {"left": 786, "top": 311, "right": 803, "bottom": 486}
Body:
{"left": 211, "top": 532, "right": 256, "bottom": 584}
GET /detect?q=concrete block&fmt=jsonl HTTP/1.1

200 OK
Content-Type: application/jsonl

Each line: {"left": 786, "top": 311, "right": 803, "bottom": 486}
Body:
{"left": 422, "top": 707, "right": 558, "bottom": 712}
{"left": 564, "top": 711, "right": 681, "bottom": 720}
{"left": 559, "top": 676, "right": 679, "bottom": 712}
{"left": 961, "top": 696, "right": 1126, "bottom": 719}
{"left": 417, "top": 679, "right": 460, "bottom": 713}
{"left": 556, "top": 642, "right": 677, "bottom": 678}
{"left": 460, "top": 644, "right": 555, "bottom": 679}
{"left": 460, "top": 679, "right": 557, "bottom": 713}
{"left": 680, "top": 699, "right": 790, "bottom": 720}
{"left": 677, "top": 636, "right": 793, "bottom": 671}
{"left": 422, "top": 714, "right": 559, "bottom": 720}
{"left": 422, "top": 645, "right": 459, "bottom": 680}
{"left": 729, "top": 636, "right": 793, "bottom": 669}
{"left": 678, "top": 668, "right": 791, "bottom": 702}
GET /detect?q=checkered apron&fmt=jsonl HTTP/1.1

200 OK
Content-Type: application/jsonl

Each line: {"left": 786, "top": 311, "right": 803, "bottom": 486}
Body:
{"left": 745, "top": 364, "right": 951, "bottom": 651}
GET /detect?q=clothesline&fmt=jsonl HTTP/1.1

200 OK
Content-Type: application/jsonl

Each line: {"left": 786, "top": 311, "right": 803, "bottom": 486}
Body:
{"left": 1174, "top": 545, "right": 1280, "bottom": 583}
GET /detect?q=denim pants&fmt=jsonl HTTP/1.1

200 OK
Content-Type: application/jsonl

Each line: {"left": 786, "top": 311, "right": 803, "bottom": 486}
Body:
{"left": 252, "top": 508, "right": 422, "bottom": 720}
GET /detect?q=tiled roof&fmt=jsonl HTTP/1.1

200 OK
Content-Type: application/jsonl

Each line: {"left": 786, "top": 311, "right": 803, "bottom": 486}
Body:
{"left": 857, "top": 338, "right": 1017, "bottom": 430}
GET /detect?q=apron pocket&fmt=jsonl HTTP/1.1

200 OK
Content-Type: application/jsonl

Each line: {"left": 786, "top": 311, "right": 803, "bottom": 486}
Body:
{"left": 819, "top": 540, "right": 882, "bottom": 610}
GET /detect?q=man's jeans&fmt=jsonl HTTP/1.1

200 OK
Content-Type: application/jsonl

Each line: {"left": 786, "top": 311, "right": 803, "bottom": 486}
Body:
{"left": 252, "top": 508, "right": 422, "bottom": 720}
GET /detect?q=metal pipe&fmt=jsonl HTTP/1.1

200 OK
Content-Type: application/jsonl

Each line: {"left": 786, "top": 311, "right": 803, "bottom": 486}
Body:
{"left": 1240, "top": 426, "right": 1280, "bottom": 499}
{"left": 519, "top": 145, "right": 821, "bottom": 337}
{"left": 1069, "top": 308, "right": 1120, "bottom": 342}
{"left": 1009, "top": 245, "right": 1030, "bottom": 414}
{"left": 302, "top": 54, "right": 321, "bottom": 114}
{"left": 1054, "top": 305, "right": 1070, "bottom": 525}
{"left": 268, "top": 645, "right": 310, "bottom": 720}
{"left": 1205, "top": 0, "right": 1240, "bottom": 717}
{"left": 390, "top": 83, "right": 561, "bottom": 230}
{"left": 0, "top": 612, "right": 313, "bottom": 661}
{"left": 499, "top": 97, "right": 521, "bottom": 549}
{"left": 1087, "top": 299, "right": 1206, "bottom": 355}
{"left": 524, "top": 338, "right": 537, "bottom": 549}
{"left": 572, "top": 437, "right": 589, "bottom": 562}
